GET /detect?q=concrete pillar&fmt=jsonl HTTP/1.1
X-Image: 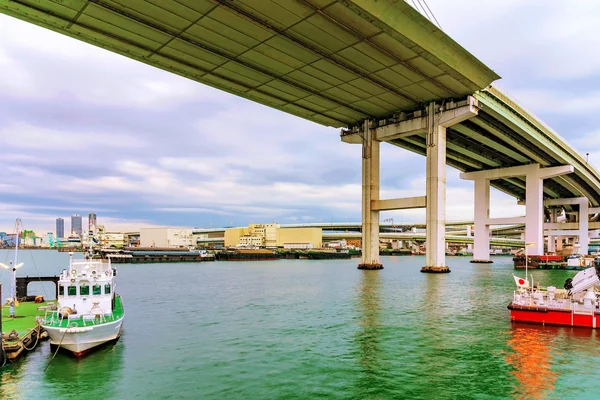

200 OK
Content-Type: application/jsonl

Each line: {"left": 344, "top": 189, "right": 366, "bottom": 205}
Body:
{"left": 359, "top": 120, "right": 382, "bottom": 269}
{"left": 466, "top": 225, "right": 473, "bottom": 251}
{"left": 545, "top": 198, "right": 590, "bottom": 255}
{"left": 580, "top": 201, "right": 589, "bottom": 255}
{"left": 422, "top": 102, "right": 449, "bottom": 273}
{"left": 548, "top": 208, "right": 557, "bottom": 253}
{"left": 525, "top": 168, "right": 544, "bottom": 255}
{"left": 472, "top": 177, "right": 492, "bottom": 263}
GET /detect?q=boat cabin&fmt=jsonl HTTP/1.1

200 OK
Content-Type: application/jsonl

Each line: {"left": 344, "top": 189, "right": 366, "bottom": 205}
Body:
{"left": 57, "top": 259, "right": 116, "bottom": 318}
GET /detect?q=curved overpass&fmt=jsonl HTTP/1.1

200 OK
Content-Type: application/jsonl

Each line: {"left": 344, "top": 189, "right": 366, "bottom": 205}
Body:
{"left": 2, "top": 1, "right": 597, "bottom": 203}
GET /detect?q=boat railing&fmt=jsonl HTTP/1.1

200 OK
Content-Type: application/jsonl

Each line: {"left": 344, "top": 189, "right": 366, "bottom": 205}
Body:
{"left": 43, "top": 310, "right": 114, "bottom": 327}
{"left": 571, "top": 301, "right": 596, "bottom": 315}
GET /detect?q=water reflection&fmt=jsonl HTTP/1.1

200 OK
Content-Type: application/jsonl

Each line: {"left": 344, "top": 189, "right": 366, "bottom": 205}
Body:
{"left": 43, "top": 341, "right": 124, "bottom": 398}
{"left": 1, "top": 356, "right": 26, "bottom": 400}
{"left": 354, "top": 270, "right": 383, "bottom": 397}
{"left": 506, "top": 325, "right": 558, "bottom": 400}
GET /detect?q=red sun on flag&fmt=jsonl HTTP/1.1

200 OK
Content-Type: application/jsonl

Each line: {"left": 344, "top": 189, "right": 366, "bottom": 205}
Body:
{"left": 518, "top": 279, "right": 525, "bottom": 285}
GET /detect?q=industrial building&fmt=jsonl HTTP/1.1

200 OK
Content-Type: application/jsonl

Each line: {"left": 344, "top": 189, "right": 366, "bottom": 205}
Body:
{"left": 99, "top": 232, "right": 125, "bottom": 248}
{"left": 224, "top": 224, "right": 322, "bottom": 249}
{"left": 140, "top": 227, "right": 194, "bottom": 248}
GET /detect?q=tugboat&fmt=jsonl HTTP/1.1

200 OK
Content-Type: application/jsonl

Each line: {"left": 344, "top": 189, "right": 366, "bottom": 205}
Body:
{"left": 42, "top": 253, "right": 124, "bottom": 357}
{"left": 508, "top": 259, "right": 600, "bottom": 328}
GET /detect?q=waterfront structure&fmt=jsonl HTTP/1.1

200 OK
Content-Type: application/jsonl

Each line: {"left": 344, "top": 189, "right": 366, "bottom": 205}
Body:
{"left": 4, "top": 2, "right": 600, "bottom": 271}
{"left": 71, "top": 214, "right": 82, "bottom": 236}
{"left": 56, "top": 218, "right": 64, "bottom": 239}
{"left": 99, "top": 232, "right": 125, "bottom": 248}
{"left": 140, "top": 227, "right": 194, "bottom": 248}
{"left": 224, "top": 224, "right": 322, "bottom": 249}
{"left": 89, "top": 212, "right": 97, "bottom": 233}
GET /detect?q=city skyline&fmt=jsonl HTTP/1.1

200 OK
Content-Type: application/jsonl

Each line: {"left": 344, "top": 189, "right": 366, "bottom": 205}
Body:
{"left": 1, "top": 1, "right": 599, "bottom": 234}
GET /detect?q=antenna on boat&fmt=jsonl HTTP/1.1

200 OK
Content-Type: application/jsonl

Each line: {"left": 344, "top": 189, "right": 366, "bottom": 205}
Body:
{"left": 69, "top": 252, "right": 73, "bottom": 267}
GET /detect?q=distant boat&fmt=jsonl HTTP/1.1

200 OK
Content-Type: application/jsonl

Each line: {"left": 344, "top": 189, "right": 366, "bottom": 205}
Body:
{"left": 508, "top": 259, "right": 600, "bottom": 328}
{"left": 42, "top": 255, "right": 124, "bottom": 357}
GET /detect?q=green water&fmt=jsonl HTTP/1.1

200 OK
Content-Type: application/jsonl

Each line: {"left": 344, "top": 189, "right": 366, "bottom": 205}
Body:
{"left": 1, "top": 250, "right": 600, "bottom": 399}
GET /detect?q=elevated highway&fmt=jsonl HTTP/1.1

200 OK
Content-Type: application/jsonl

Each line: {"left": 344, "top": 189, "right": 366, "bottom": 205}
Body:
{"left": 195, "top": 231, "right": 526, "bottom": 248}
{"left": 2, "top": 0, "right": 599, "bottom": 269}
{"left": 192, "top": 220, "right": 475, "bottom": 235}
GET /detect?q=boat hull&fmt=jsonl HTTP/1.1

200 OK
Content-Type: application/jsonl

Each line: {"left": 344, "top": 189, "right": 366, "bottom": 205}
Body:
{"left": 508, "top": 303, "right": 599, "bottom": 328}
{"left": 43, "top": 317, "right": 123, "bottom": 357}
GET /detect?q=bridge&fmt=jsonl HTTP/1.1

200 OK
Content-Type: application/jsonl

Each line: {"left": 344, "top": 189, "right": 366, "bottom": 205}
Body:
{"left": 192, "top": 220, "right": 476, "bottom": 235}
{"left": 2, "top": 1, "right": 599, "bottom": 271}
{"left": 196, "top": 230, "right": 528, "bottom": 248}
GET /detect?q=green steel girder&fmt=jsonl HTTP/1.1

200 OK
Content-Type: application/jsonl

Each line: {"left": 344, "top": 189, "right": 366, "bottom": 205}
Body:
{"left": 477, "top": 88, "right": 600, "bottom": 205}
{"left": 455, "top": 119, "right": 530, "bottom": 164}
{"left": 473, "top": 112, "right": 555, "bottom": 167}
{"left": 342, "top": 0, "right": 501, "bottom": 90}
{"left": 296, "top": 0, "right": 460, "bottom": 97}
{"left": 446, "top": 129, "right": 519, "bottom": 168}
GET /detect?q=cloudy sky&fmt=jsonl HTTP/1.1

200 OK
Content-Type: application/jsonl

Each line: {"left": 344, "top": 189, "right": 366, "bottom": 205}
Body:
{"left": 1, "top": 1, "right": 599, "bottom": 235}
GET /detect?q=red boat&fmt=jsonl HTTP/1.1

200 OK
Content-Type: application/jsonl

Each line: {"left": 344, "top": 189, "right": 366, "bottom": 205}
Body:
{"left": 508, "top": 263, "right": 600, "bottom": 328}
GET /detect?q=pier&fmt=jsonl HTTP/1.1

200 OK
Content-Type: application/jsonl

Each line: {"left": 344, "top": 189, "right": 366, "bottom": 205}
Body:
{"left": 2, "top": 298, "right": 49, "bottom": 363}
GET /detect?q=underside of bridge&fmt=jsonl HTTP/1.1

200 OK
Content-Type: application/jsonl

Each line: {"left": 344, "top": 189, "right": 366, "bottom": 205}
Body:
{"left": 0, "top": 0, "right": 498, "bottom": 126}
{"left": 3, "top": 0, "right": 600, "bottom": 270}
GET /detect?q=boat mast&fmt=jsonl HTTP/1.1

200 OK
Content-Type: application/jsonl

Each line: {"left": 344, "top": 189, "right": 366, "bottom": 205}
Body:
{"left": 9, "top": 219, "right": 21, "bottom": 317}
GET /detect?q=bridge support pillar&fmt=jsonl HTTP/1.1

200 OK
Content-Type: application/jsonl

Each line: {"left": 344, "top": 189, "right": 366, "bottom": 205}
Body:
{"left": 525, "top": 167, "right": 545, "bottom": 256}
{"left": 547, "top": 209, "right": 558, "bottom": 253}
{"left": 422, "top": 107, "right": 449, "bottom": 273}
{"left": 545, "top": 197, "right": 590, "bottom": 255}
{"left": 342, "top": 97, "right": 479, "bottom": 272}
{"left": 466, "top": 225, "right": 473, "bottom": 251}
{"left": 461, "top": 164, "right": 574, "bottom": 260}
{"left": 471, "top": 177, "right": 492, "bottom": 263}
{"left": 359, "top": 120, "right": 382, "bottom": 270}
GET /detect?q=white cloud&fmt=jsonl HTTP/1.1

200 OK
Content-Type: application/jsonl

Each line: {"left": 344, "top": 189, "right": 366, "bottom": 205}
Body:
{"left": 0, "top": 122, "right": 146, "bottom": 150}
{"left": 508, "top": 90, "right": 600, "bottom": 116}
{"left": 427, "top": 0, "right": 600, "bottom": 80}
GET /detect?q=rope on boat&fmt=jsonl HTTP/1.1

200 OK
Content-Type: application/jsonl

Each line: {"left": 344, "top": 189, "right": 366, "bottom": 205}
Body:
{"left": 21, "top": 325, "right": 41, "bottom": 351}
{"left": 44, "top": 322, "right": 76, "bottom": 372}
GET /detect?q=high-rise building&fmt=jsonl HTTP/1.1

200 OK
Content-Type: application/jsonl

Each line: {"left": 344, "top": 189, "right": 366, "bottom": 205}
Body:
{"left": 71, "top": 214, "right": 83, "bottom": 236}
{"left": 56, "top": 218, "right": 65, "bottom": 239}
{"left": 88, "top": 212, "right": 97, "bottom": 232}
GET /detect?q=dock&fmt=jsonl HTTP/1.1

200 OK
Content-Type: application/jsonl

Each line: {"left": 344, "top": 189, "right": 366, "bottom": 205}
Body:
{"left": 2, "top": 301, "right": 50, "bottom": 363}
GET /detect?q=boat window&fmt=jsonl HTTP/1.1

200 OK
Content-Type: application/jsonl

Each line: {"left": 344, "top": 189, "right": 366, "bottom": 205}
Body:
{"left": 93, "top": 285, "right": 101, "bottom": 295}
{"left": 80, "top": 285, "right": 90, "bottom": 295}
{"left": 68, "top": 285, "right": 77, "bottom": 296}
{"left": 59, "top": 285, "right": 64, "bottom": 296}
{"left": 105, "top": 284, "right": 111, "bottom": 294}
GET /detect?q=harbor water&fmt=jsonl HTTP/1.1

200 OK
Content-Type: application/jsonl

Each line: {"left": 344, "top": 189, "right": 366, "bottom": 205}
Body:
{"left": 1, "top": 250, "right": 600, "bottom": 399}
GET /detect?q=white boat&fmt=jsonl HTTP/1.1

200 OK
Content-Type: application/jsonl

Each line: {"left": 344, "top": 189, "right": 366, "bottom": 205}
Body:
{"left": 42, "top": 254, "right": 124, "bottom": 357}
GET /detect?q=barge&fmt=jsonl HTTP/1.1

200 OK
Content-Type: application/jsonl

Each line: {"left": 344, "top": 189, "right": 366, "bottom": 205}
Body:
{"left": 100, "top": 248, "right": 215, "bottom": 263}
{"left": 217, "top": 249, "right": 278, "bottom": 261}
{"left": 513, "top": 255, "right": 564, "bottom": 269}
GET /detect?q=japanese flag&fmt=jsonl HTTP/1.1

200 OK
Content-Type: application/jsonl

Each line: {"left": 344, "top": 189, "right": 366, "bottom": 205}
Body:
{"left": 513, "top": 274, "right": 529, "bottom": 289}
